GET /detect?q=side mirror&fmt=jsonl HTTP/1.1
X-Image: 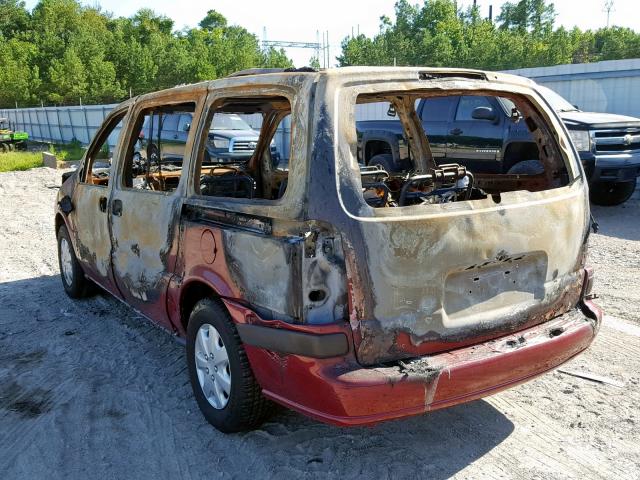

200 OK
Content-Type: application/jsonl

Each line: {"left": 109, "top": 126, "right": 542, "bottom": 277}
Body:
{"left": 183, "top": 123, "right": 191, "bottom": 132}
{"left": 386, "top": 105, "right": 397, "bottom": 117}
{"left": 471, "top": 106, "right": 497, "bottom": 122}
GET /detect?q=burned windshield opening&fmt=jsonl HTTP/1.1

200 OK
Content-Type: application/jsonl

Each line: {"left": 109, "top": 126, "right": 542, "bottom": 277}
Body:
{"left": 354, "top": 90, "right": 571, "bottom": 209}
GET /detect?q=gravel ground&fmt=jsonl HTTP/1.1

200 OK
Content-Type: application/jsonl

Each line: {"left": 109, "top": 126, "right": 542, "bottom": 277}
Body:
{"left": 0, "top": 168, "right": 639, "bottom": 480}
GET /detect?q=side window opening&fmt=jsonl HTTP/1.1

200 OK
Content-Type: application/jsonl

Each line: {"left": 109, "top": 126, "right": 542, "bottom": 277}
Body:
{"left": 420, "top": 96, "right": 455, "bottom": 121}
{"left": 354, "top": 91, "right": 569, "bottom": 209}
{"left": 194, "top": 96, "right": 291, "bottom": 201}
{"left": 81, "top": 112, "right": 126, "bottom": 187}
{"left": 455, "top": 95, "right": 494, "bottom": 121}
{"left": 121, "top": 102, "right": 195, "bottom": 193}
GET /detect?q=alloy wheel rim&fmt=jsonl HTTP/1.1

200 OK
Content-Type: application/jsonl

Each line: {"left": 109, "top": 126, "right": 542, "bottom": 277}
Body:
{"left": 194, "top": 323, "right": 231, "bottom": 409}
{"left": 60, "top": 237, "right": 74, "bottom": 286}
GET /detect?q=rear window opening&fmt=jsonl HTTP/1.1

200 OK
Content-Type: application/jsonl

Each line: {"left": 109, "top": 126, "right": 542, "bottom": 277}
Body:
{"left": 354, "top": 91, "right": 572, "bottom": 208}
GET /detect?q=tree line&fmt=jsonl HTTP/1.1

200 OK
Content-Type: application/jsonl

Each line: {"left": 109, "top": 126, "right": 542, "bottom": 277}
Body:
{"left": 2, "top": 0, "right": 639, "bottom": 109}
{"left": 338, "top": 0, "right": 640, "bottom": 70}
{"left": 0, "top": 0, "right": 292, "bottom": 108}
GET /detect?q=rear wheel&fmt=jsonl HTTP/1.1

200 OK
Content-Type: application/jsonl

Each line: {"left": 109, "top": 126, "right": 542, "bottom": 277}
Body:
{"left": 57, "top": 225, "right": 91, "bottom": 298}
{"left": 507, "top": 160, "right": 544, "bottom": 175}
{"left": 0, "top": 143, "right": 8, "bottom": 153}
{"left": 590, "top": 180, "right": 636, "bottom": 206}
{"left": 368, "top": 153, "right": 398, "bottom": 173}
{"left": 186, "top": 298, "right": 273, "bottom": 432}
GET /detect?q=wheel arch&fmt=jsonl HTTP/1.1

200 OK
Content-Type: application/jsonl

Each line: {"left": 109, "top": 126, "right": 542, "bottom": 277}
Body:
{"left": 361, "top": 131, "right": 399, "bottom": 165}
{"left": 179, "top": 278, "right": 224, "bottom": 334}
{"left": 502, "top": 141, "right": 539, "bottom": 172}
{"left": 55, "top": 212, "right": 66, "bottom": 235}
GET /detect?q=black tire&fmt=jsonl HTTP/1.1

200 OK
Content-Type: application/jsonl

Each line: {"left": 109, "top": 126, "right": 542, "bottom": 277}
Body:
{"left": 367, "top": 153, "right": 398, "bottom": 173}
{"left": 186, "top": 298, "right": 273, "bottom": 432}
{"left": 0, "top": 143, "right": 8, "bottom": 153}
{"left": 7, "top": 143, "right": 15, "bottom": 152}
{"left": 57, "top": 224, "right": 91, "bottom": 298}
{"left": 507, "top": 159, "right": 544, "bottom": 175}
{"left": 590, "top": 180, "right": 636, "bottom": 206}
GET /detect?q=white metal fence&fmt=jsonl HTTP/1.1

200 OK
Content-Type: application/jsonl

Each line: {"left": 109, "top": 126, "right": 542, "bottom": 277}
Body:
{"left": 2, "top": 58, "right": 639, "bottom": 156}
{"left": 0, "top": 104, "right": 119, "bottom": 146}
{"left": 0, "top": 105, "right": 292, "bottom": 160}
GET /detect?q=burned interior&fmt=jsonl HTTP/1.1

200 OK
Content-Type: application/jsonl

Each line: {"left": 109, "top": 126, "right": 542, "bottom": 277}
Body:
{"left": 351, "top": 89, "right": 572, "bottom": 208}
{"left": 194, "top": 95, "right": 291, "bottom": 201}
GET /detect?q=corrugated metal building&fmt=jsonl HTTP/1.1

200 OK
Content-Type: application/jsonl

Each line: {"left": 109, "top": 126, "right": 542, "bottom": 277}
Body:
{"left": 505, "top": 58, "right": 640, "bottom": 117}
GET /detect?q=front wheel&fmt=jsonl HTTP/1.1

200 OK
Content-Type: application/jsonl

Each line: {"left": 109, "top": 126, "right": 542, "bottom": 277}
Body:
{"left": 590, "top": 180, "right": 636, "bottom": 206}
{"left": 57, "top": 225, "right": 91, "bottom": 298}
{"left": 186, "top": 298, "right": 273, "bottom": 432}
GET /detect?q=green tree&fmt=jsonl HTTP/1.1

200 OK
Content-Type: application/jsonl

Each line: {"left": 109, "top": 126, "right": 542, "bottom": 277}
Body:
{"left": 199, "top": 9, "right": 226, "bottom": 30}
{"left": 338, "top": 0, "right": 640, "bottom": 71}
{"left": 0, "top": 0, "right": 30, "bottom": 38}
{"left": 47, "top": 47, "right": 87, "bottom": 104}
{"left": 0, "top": 37, "right": 39, "bottom": 106}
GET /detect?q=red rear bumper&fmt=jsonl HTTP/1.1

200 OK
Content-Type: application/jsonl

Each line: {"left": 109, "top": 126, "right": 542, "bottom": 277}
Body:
{"left": 226, "top": 300, "right": 602, "bottom": 427}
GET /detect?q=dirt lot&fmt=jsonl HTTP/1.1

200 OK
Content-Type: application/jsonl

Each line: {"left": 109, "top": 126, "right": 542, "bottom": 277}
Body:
{"left": 1, "top": 168, "right": 639, "bottom": 480}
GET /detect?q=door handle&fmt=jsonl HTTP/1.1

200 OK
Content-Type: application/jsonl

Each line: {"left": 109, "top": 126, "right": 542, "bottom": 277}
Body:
{"left": 99, "top": 196, "right": 107, "bottom": 213}
{"left": 450, "top": 128, "right": 463, "bottom": 135}
{"left": 112, "top": 198, "right": 123, "bottom": 216}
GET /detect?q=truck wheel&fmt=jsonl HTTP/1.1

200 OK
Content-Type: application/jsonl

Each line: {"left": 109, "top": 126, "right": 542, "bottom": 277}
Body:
{"left": 590, "top": 181, "right": 636, "bottom": 206}
{"left": 507, "top": 160, "right": 544, "bottom": 175}
{"left": 186, "top": 298, "right": 273, "bottom": 432}
{"left": 368, "top": 153, "right": 398, "bottom": 173}
{"left": 0, "top": 143, "right": 8, "bottom": 153}
{"left": 57, "top": 225, "right": 91, "bottom": 298}
{"left": 7, "top": 143, "right": 15, "bottom": 152}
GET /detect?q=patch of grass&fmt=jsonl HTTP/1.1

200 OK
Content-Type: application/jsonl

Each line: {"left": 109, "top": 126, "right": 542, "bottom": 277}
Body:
{"left": 0, "top": 151, "right": 44, "bottom": 172}
{"left": 49, "top": 140, "right": 86, "bottom": 161}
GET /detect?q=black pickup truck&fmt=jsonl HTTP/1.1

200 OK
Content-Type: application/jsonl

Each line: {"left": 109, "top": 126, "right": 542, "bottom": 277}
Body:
{"left": 357, "top": 85, "right": 640, "bottom": 205}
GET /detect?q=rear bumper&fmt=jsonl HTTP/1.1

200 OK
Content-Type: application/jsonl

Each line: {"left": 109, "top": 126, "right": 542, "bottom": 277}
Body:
{"left": 226, "top": 300, "right": 602, "bottom": 427}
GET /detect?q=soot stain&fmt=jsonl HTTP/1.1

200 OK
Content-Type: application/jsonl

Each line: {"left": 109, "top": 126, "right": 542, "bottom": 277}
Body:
{"left": 1, "top": 381, "right": 53, "bottom": 419}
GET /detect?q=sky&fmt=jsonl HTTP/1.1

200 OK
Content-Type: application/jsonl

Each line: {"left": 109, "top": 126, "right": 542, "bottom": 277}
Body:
{"left": 24, "top": 0, "right": 640, "bottom": 67}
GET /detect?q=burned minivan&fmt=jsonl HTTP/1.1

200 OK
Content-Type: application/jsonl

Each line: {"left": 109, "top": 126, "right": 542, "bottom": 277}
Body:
{"left": 55, "top": 67, "right": 602, "bottom": 432}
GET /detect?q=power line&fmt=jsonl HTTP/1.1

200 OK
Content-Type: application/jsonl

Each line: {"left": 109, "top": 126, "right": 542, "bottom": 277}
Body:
{"left": 262, "top": 40, "right": 320, "bottom": 49}
{"left": 261, "top": 28, "right": 331, "bottom": 68}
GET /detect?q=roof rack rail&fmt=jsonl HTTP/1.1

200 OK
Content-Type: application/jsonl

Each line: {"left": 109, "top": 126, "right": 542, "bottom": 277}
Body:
{"left": 227, "top": 67, "right": 318, "bottom": 78}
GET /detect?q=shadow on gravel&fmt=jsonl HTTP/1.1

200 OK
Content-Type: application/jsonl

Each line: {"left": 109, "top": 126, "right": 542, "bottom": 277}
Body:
{"left": 242, "top": 400, "right": 515, "bottom": 479}
{"left": 0, "top": 274, "right": 515, "bottom": 479}
{"left": 591, "top": 199, "right": 640, "bottom": 242}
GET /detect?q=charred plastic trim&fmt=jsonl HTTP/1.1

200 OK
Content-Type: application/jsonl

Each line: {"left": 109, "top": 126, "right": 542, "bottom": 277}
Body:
{"left": 58, "top": 196, "right": 74, "bottom": 214}
{"left": 237, "top": 324, "right": 349, "bottom": 359}
{"left": 183, "top": 203, "right": 272, "bottom": 235}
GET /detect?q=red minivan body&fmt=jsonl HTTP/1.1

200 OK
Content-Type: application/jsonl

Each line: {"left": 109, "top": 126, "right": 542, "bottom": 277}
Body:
{"left": 56, "top": 67, "right": 602, "bottom": 432}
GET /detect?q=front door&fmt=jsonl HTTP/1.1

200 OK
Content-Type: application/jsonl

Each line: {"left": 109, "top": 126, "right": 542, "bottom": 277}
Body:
{"left": 108, "top": 98, "right": 202, "bottom": 328}
{"left": 418, "top": 95, "right": 456, "bottom": 161}
{"left": 447, "top": 95, "right": 505, "bottom": 173}
{"left": 70, "top": 109, "right": 127, "bottom": 296}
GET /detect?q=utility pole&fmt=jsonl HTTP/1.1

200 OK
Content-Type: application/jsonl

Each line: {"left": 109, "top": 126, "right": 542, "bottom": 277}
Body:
{"left": 326, "top": 31, "right": 330, "bottom": 68}
{"left": 603, "top": 0, "right": 615, "bottom": 28}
